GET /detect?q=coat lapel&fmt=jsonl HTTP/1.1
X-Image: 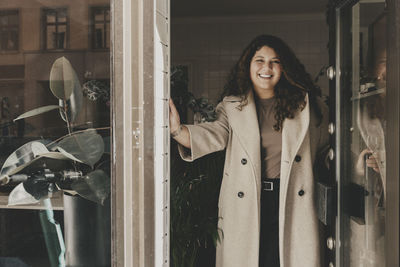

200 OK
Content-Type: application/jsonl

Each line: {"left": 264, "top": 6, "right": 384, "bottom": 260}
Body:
{"left": 280, "top": 94, "right": 310, "bottom": 182}
{"left": 279, "top": 94, "right": 310, "bottom": 265}
{"left": 224, "top": 91, "right": 261, "bottom": 192}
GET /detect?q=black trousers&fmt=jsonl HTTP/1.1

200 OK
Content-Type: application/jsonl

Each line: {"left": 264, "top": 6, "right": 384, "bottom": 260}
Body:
{"left": 259, "top": 178, "right": 280, "bottom": 267}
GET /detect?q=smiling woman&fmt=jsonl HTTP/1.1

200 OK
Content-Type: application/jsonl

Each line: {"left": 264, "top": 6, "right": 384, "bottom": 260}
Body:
{"left": 170, "top": 34, "right": 328, "bottom": 267}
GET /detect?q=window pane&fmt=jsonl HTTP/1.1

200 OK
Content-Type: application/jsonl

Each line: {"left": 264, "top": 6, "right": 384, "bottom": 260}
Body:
{"left": 0, "top": 31, "right": 8, "bottom": 49}
{"left": 91, "top": 7, "right": 109, "bottom": 49}
{"left": 58, "top": 10, "right": 67, "bottom": 23}
{"left": 46, "top": 25, "right": 56, "bottom": 49}
{"left": 46, "top": 12, "right": 56, "bottom": 23}
{"left": 8, "top": 13, "right": 18, "bottom": 25}
{"left": 0, "top": 2, "right": 111, "bottom": 266}
{"left": 57, "top": 25, "right": 67, "bottom": 49}
{"left": 8, "top": 30, "right": 18, "bottom": 50}
{"left": 339, "top": 3, "right": 387, "bottom": 266}
{"left": 0, "top": 16, "right": 7, "bottom": 26}
{"left": 94, "top": 24, "right": 104, "bottom": 48}
{"left": 94, "top": 10, "right": 104, "bottom": 22}
{"left": 105, "top": 24, "right": 110, "bottom": 48}
{"left": 44, "top": 9, "right": 68, "bottom": 50}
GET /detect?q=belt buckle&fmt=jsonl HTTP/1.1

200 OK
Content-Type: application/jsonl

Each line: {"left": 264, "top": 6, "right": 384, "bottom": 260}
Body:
{"left": 263, "top": 181, "right": 274, "bottom": 191}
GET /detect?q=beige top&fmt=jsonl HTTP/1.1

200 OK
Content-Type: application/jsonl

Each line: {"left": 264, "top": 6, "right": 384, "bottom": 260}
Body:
{"left": 255, "top": 97, "right": 282, "bottom": 179}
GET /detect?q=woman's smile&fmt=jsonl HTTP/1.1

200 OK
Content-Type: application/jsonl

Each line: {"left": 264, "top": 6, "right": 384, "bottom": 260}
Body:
{"left": 258, "top": 74, "right": 273, "bottom": 78}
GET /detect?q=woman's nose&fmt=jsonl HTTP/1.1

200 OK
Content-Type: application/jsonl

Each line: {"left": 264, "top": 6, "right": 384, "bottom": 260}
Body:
{"left": 261, "top": 62, "right": 272, "bottom": 70}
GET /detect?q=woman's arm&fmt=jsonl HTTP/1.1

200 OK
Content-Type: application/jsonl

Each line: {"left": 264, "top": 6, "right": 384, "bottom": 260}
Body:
{"left": 169, "top": 99, "right": 191, "bottom": 148}
{"left": 169, "top": 98, "right": 230, "bottom": 162}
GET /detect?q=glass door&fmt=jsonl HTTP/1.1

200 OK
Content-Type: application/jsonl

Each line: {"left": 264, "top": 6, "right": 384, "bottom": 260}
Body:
{"left": 335, "top": 1, "right": 387, "bottom": 266}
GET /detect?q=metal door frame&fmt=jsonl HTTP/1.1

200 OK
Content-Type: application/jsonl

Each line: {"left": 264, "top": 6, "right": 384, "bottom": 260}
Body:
{"left": 329, "top": 0, "right": 400, "bottom": 266}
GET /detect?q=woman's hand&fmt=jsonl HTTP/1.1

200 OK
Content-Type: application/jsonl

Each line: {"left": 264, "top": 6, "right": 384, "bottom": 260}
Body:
{"left": 169, "top": 99, "right": 181, "bottom": 133}
{"left": 169, "top": 99, "right": 191, "bottom": 148}
{"left": 365, "top": 152, "right": 380, "bottom": 173}
{"left": 355, "top": 149, "right": 380, "bottom": 175}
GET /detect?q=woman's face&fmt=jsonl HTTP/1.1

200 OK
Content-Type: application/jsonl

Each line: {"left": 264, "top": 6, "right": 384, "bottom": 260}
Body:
{"left": 250, "top": 46, "right": 282, "bottom": 99}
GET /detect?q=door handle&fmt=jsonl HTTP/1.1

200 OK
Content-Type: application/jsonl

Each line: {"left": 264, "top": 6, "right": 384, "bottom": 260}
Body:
{"left": 326, "top": 66, "right": 336, "bottom": 80}
{"left": 316, "top": 181, "right": 336, "bottom": 226}
{"left": 327, "top": 236, "right": 335, "bottom": 250}
{"left": 343, "top": 182, "right": 367, "bottom": 225}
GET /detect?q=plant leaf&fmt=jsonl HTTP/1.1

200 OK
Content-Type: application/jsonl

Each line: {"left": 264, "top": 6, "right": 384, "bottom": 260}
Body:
{"left": 8, "top": 183, "right": 40, "bottom": 206}
{"left": 56, "top": 147, "right": 83, "bottom": 163}
{"left": 0, "top": 152, "right": 71, "bottom": 183}
{"left": 49, "top": 57, "right": 79, "bottom": 100}
{"left": 56, "top": 129, "right": 104, "bottom": 167}
{"left": 59, "top": 69, "right": 83, "bottom": 123}
{"left": 31, "top": 142, "right": 49, "bottom": 157}
{"left": 0, "top": 140, "right": 51, "bottom": 178}
{"left": 13, "top": 105, "right": 60, "bottom": 122}
{"left": 71, "top": 169, "right": 110, "bottom": 204}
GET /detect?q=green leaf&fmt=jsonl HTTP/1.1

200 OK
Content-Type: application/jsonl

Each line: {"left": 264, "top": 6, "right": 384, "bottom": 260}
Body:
{"left": 49, "top": 57, "right": 79, "bottom": 100}
{"left": 70, "top": 169, "right": 110, "bottom": 204}
{"left": 56, "top": 129, "right": 104, "bottom": 167}
{"left": 13, "top": 105, "right": 60, "bottom": 122}
{"left": 59, "top": 71, "right": 83, "bottom": 123}
{"left": 8, "top": 183, "right": 40, "bottom": 206}
{"left": 0, "top": 140, "right": 51, "bottom": 178}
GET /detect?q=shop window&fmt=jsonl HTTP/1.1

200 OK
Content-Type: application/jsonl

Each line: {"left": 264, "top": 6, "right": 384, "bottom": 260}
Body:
{"left": 42, "top": 8, "right": 68, "bottom": 50}
{"left": 0, "top": 1, "right": 111, "bottom": 266}
{"left": 0, "top": 10, "right": 19, "bottom": 52}
{"left": 90, "top": 6, "right": 110, "bottom": 50}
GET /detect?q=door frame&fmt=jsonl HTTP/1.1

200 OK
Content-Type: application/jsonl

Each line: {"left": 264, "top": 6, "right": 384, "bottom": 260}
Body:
{"left": 328, "top": 0, "right": 400, "bottom": 266}
{"left": 385, "top": 0, "right": 399, "bottom": 266}
{"left": 112, "top": 0, "right": 170, "bottom": 266}
{"left": 113, "top": 0, "right": 400, "bottom": 266}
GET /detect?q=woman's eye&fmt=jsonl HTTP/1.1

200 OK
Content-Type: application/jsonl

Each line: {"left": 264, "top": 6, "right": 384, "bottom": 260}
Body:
{"left": 256, "top": 59, "right": 264, "bottom": 63}
{"left": 272, "top": 60, "right": 281, "bottom": 64}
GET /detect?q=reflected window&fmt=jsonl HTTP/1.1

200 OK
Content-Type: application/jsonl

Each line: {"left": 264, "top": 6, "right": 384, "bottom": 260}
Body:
{"left": 0, "top": 10, "right": 19, "bottom": 52}
{"left": 42, "top": 8, "right": 68, "bottom": 50}
{"left": 90, "top": 6, "right": 110, "bottom": 49}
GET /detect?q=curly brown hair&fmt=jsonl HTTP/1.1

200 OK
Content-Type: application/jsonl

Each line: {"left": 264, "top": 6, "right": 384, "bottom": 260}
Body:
{"left": 220, "top": 34, "right": 322, "bottom": 131}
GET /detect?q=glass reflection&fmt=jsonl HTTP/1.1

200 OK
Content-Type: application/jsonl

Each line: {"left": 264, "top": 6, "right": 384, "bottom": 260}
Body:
{"left": 0, "top": 1, "right": 111, "bottom": 266}
{"left": 347, "top": 3, "right": 386, "bottom": 266}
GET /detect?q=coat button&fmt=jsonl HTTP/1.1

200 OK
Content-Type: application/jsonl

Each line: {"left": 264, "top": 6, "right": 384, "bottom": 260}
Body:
{"left": 295, "top": 155, "right": 302, "bottom": 162}
{"left": 298, "top": 189, "right": 305, "bottom": 196}
{"left": 241, "top": 158, "right": 247, "bottom": 165}
{"left": 238, "top": 191, "right": 244, "bottom": 198}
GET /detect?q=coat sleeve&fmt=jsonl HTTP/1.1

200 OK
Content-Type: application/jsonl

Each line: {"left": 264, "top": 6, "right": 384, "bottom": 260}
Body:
{"left": 178, "top": 102, "right": 230, "bottom": 162}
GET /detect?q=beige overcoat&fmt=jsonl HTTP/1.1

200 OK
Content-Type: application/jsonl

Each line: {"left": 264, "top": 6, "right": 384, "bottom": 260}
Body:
{"left": 179, "top": 91, "right": 328, "bottom": 267}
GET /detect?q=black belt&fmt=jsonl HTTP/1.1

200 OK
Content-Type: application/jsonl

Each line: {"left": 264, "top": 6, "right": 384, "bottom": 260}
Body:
{"left": 261, "top": 178, "right": 280, "bottom": 192}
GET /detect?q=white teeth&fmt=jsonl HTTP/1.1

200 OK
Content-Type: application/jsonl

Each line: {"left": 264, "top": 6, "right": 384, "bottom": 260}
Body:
{"left": 259, "top": 74, "right": 272, "bottom": 78}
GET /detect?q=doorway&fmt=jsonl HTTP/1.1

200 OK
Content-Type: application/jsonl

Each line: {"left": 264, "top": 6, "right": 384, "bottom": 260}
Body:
{"left": 170, "top": 1, "right": 330, "bottom": 266}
